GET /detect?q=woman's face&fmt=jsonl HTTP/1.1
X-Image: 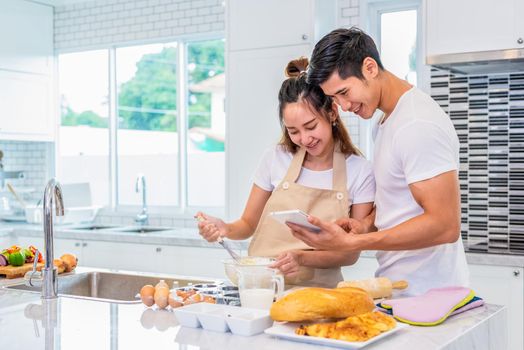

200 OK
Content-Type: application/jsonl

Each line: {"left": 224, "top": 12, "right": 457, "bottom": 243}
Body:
{"left": 282, "top": 101, "right": 334, "bottom": 158}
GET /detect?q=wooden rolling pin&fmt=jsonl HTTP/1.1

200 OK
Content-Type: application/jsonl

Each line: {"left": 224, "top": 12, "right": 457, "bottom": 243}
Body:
{"left": 337, "top": 277, "right": 408, "bottom": 299}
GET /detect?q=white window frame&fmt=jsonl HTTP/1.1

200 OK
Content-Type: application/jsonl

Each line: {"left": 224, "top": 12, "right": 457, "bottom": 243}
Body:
{"left": 358, "top": 0, "right": 430, "bottom": 159}
{"left": 56, "top": 34, "right": 226, "bottom": 219}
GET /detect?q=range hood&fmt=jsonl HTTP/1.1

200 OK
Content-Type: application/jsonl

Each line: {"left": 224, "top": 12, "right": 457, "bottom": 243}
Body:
{"left": 427, "top": 48, "right": 524, "bottom": 75}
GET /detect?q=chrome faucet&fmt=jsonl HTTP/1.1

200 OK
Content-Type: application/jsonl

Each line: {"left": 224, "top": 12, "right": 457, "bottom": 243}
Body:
{"left": 42, "top": 179, "right": 64, "bottom": 299}
{"left": 135, "top": 174, "right": 148, "bottom": 226}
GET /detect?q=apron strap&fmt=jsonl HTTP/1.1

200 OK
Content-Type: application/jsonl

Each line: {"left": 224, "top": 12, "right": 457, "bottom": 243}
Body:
{"left": 282, "top": 147, "right": 307, "bottom": 184}
{"left": 332, "top": 150, "right": 347, "bottom": 193}
{"left": 281, "top": 144, "right": 347, "bottom": 194}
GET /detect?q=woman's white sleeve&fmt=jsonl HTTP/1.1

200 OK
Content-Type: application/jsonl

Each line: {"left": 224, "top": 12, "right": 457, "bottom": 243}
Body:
{"left": 252, "top": 147, "right": 275, "bottom": 191}
{"left": 351, "top": 160, "right": 376, "bottom": 204}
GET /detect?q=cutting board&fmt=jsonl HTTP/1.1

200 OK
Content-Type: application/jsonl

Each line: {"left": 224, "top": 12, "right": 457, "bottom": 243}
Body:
{"left": 0, "top": 263, "right": 44, "bottom": 279}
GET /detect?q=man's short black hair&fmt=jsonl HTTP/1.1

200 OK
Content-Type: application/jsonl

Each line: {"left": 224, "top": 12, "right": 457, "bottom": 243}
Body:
{"left": 307, "top": 27, "right": 384, "bottom": 86}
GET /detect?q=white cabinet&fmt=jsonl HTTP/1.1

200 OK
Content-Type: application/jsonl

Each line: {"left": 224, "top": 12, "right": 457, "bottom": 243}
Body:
{"left": 159, "top": 245, "right": 242, "bottom": 279}
{"left": 227, "top": 45, "right": 311, "bottom": 217}
{"left": 14, "top": 235, "right": 45, "bottom": 252}
{"left": 0, "top": 70, "right": 53, "bottom": 140}
{"left": 468, "top": 264, "right": 523, "bottom": 350}
{"left": 0, "top": 0, "right": 53, "bottom": 75}
{"left": 54, "top": 238, "right": 84, "bottom": 261}
{"left": 0, "top": 234, "right": 11, "bottom": 249}
{"left": 228, "top": 0, "right": 314, "bottom": 51}
{"left": 226, "top": 0, "right": 336, "bottom": 219}
{"left": 55, "top": 239, "right": 241, "bottom": 280}
{"left": 425, "top": 0, "right": 524, "bottom": 57}
{"left": 0, "top": 0, "right": 54, "bottom": 142}
{"left": 81, "top": 240, "right": 159, "bottom": 273}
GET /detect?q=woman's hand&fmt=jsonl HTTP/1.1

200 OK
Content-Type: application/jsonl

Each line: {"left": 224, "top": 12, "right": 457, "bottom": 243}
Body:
{"left": 270, "top": 250, "right": 303, "bottom": 277}
{"left": 195, "top": 211, "right": 229, "bottom": 242}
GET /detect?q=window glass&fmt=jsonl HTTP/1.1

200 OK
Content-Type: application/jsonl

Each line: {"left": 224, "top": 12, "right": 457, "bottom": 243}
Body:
{"left": 116, "top": 43, "right": 179, "bottom": 206}
{"left": 380, "top": 10, "right": 418, "bottom": 85}
{"left": 186, "top": 39, "right": 226, "bottom": 207}
{"left": 57, "top": 50, "right": 109, "bottom": 207}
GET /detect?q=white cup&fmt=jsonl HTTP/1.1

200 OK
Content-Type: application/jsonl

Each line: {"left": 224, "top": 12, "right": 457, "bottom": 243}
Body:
{"left": 236, "top": 266, "right": 284, "bottom": 310}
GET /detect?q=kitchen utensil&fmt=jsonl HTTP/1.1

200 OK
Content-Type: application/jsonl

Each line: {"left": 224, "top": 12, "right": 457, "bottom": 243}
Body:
{"left": 376, "top": 286, "right": 478, "bottom": 326}
{"left": 6, "top": 183, "right": 27, "bottom": 208}
{"left": 236, "top": 266, "right": 283, "bottom": 310}
{"left": 337, "top": 277, "right": 408, "bottom": 299}
{"left": 223, "top": 256, "right": 275, "bottom": 286}
{"left": 195, "top": 215, "right": 241, "bottom": 262}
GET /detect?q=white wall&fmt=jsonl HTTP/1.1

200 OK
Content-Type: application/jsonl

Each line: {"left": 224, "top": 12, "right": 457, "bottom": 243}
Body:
{"left": 54, "top": 0, "right": 225, "bottom": 51}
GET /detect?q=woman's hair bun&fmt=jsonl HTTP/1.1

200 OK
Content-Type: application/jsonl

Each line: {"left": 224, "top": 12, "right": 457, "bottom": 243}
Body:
{"left": 285, "top": 57, "right": 309, "bottom": 78}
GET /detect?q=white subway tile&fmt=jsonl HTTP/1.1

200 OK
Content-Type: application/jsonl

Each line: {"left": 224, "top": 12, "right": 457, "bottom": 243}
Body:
{"left": 197, "top": 23, "right": 211, "bottom": 32}
{"left": 165, "top": 3, "right": 178, "bottom": 12}
{"left": 160, "top": 12, "right": 172, "bottom": 20}
{"left": 191, "top": 16, "right": 204, "bottom": 25}
{"left": 191, "top": 0, "right": 205, "bottom": 8}
{"left": 342, "top": 7, "right": 358, "bottom": 17}
{"left": 154, "top": 5, "right": 166, "bottom": 13}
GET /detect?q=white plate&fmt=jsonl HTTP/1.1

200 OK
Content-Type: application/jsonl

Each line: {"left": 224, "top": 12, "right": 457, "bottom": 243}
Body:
{"left": 264, "top": 321, "right": 409, "bottom": 349}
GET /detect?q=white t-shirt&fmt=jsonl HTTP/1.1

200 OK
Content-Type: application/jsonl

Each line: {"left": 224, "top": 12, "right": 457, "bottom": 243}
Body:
{"left": 373, "top": 87, "right": 469, "bottom": 296}
{"left": 253, "top": 145, "right": 375, "bottom": 207}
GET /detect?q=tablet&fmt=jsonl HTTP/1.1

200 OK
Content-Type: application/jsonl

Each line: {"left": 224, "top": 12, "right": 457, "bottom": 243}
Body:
{"left": 269, "top": 209, "right": 321, "bottom": 233}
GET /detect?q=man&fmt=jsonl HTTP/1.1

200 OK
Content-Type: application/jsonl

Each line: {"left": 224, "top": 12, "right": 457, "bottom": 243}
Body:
{"left": 288, "top": 27, "right": 469, "bottom": 296}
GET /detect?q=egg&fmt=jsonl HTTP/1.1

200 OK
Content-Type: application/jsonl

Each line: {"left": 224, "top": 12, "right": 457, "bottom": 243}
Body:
{"left": 140, "top": 284, "right": 155, "bottom": 307}
{"left": 168, "top": 293, "right": 183, "bottom": 308}
{"left": 155, "top": 280, "right": 169, "bottom": 290}
{"left": 154, "top": 286, "right": 170, "bottom": 309}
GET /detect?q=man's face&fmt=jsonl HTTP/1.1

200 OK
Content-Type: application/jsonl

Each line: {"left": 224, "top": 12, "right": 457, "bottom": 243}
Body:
{"left": 319, "top": 70, "right": 379, "bottom": 120}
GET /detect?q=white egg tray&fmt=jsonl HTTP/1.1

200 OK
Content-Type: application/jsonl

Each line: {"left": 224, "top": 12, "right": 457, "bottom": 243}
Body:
{"left": 173, "top": 303, "right": 273, "bottom": 336}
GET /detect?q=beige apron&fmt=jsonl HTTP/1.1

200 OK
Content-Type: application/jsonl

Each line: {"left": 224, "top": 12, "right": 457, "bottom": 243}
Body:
{"left": 248, "top": 146, "right": 350, "bottom": 288}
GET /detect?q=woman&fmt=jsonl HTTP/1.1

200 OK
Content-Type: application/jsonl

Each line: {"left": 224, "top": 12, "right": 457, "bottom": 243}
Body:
{"left": 196, "top": 57, "right": 375, "bottom": 287}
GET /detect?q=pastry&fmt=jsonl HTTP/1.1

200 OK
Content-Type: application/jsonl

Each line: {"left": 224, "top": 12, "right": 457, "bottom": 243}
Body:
{"left": 270, "top": 287, "right": 374, "bottom": 322}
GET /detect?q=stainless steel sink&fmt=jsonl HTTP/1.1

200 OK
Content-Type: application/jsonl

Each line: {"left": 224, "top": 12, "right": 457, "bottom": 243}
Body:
{"left": 111, "top": 227, "right": 172, "bottom": 233}
{"left": 67, "top": 224, "right": 119, "bottom": 231}
{"left": 5, "top": 271, "right": 214, "bottom": 303}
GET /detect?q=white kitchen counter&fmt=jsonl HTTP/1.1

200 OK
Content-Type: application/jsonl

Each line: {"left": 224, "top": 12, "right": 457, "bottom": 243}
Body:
{"left": 0, "top": 269, "right": 507, "bottom": 350}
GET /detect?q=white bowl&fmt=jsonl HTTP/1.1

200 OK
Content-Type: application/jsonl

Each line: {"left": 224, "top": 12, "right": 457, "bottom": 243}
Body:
{"left": 223, "top": 256, "right": 275, "bottom": 286}
{"left": 197, "top": 308, "right": 231, "bottom": 332}
{"left": 225, "top": 308, "right": 272, "bottom": 336}
{"left": 173, "top": 303, "right": 220, "bottom": 328}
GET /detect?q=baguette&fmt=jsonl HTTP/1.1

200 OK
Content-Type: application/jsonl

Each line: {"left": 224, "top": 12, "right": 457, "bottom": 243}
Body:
{"left": 270, "top": 287, "right": 374, "bottom": 322}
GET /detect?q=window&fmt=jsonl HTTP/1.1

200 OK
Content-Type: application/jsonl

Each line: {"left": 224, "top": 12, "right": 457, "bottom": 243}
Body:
{"left": 116, "top": 43, "right": 179, "bottom": 207}
{"left": 57, "top": 50, "right": 110, "bottom": 207}
{"left": 380, "top": 9, "right": 418, "bottom": 85}
{"left": 57, "top": 38, "right": 225, "bottom": 214}
{"left": 366, "top": 0, "right": 425, "bottom": 88}
{"left": 360, "top": 0, "right": 427, "bottom": 158}
{"left": 186, "top": 40, "right": 225, "bottom": 207}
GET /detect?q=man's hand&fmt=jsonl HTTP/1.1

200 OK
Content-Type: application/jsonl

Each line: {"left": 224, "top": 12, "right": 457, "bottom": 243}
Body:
{"left": 287, "top": 215, "right": 362, "bottom": 251}
{"left": 334, "top": 217, "right": 366, "bottom": 234}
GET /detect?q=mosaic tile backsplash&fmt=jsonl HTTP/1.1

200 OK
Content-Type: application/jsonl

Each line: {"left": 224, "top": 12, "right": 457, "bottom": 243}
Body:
{"left": 431, "top": 68, "right": 524, "bottom": 255}
{"left": 0, "top": 141, "right": 50, "bottom": 204}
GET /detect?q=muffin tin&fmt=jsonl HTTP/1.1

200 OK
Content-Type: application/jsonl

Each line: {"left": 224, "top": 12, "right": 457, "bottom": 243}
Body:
{"left": 173, "top": 303, "right": 273, "bottom": 336}
{"left": 176, "top": 283, "right": 241, "bottom": 306}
